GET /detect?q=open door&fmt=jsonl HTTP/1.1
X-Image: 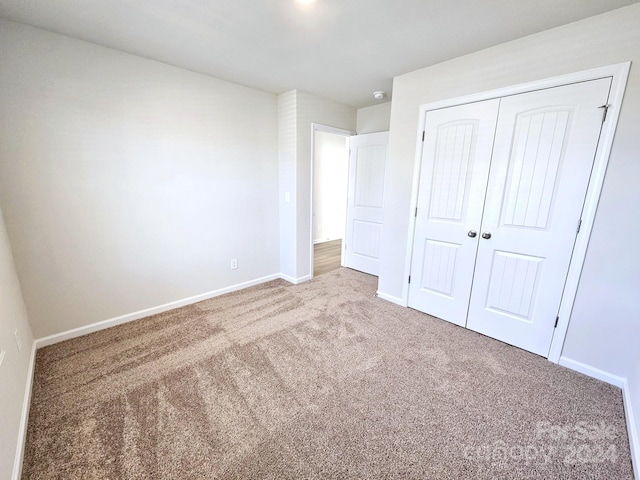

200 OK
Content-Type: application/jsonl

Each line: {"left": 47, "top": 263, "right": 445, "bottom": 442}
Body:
{"left": 344, "top": 131, "right": 389, "bottom": 276}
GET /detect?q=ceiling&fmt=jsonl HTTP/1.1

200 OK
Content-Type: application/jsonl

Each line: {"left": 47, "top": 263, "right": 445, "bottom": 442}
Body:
{"left": 0, "top": 0, "right": 636, "bottom": 108}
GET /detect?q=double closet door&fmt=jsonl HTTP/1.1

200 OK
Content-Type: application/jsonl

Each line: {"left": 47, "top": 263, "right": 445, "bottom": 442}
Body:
{"left": 408, "top": 78, "right": 611, "bottom": 357}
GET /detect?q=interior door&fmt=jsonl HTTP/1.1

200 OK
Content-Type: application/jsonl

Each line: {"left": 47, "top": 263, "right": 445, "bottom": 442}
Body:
{"left": 466, "top": 78, "right": 611, "bottom": 356}
{"left": 344, "top": 131, "right": 389, "bottom": 276}
{"left": 408, "top": 100, "right": 500, "bottom": 326}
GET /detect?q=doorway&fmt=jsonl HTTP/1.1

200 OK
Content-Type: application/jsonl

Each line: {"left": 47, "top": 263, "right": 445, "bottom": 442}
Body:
{"left": 310, "top": 124, "right": 351, "bottom": 278}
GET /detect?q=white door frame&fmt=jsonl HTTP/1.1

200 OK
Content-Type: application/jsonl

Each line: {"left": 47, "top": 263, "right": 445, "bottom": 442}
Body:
{"left": 309, "top": 123, "right": 354, "bottom": 280}
{"left": 402, "top": 62, "right": 631, "bottom": 363}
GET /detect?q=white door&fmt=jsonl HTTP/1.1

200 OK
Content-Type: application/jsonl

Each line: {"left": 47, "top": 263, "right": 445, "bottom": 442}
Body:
{"left": 344, "top": 131, "right": 389, "bottom": 276}
{"left": 466, "top": 78, "right": 611, "bottom": 356}
{"left": 408, "top": 100, "right": 500, "bottom": 325}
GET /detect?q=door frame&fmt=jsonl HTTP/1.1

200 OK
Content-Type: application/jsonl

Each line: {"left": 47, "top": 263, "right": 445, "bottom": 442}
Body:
{"left": 402, "top": 62, "right": 630, "bottom": 363}
{"left": 309, "top": 123, "right": 354, "bottom": 280}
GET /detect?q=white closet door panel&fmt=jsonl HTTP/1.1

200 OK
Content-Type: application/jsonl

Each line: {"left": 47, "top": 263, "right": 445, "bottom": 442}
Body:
{"left": 408, "top": 99, "right": 500, "bottom": 325}
{"left": 345, "top": 132, "right": 389, "bottom": 276}
{"left": 467, "top": 77, "right": 611, "bottom": 356}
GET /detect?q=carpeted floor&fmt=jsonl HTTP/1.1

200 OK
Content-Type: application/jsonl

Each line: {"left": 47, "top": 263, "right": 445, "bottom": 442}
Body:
{"left": 22, "top": 268, "right": 633, "bottom": 479}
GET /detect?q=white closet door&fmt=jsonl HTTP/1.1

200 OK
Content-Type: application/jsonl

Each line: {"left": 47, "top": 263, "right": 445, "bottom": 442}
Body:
{"left": 467, "top": 78, "right": 611, "bottom": 356}
{"left": 408, "top": 100, "right": 500, "bottom": 326}
{"left": 344, "top": 131, "right": 389, "bottom": 276}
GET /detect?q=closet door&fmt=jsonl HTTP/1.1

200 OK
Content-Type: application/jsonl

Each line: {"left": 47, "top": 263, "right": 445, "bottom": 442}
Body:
{"left": 466, "top": 78, "right": 611, "bottom": 356}
{"left": 408, "top": 100, "right": 499, "bottom": 326}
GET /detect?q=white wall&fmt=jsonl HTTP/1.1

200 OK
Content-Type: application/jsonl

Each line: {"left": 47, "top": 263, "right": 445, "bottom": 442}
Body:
{"left": 356, "top": 102, "right": 391, "bottom": 134}
{"left": 278, "top": 91, "right": 355, "bottom": 281}
{"left": 313, "top": 131, "right": 348, "bottom": 243}
{"left": 378, "top": 2, "right": 640, "bottom": 465}
{"left": 0, "top": 20, "right": 280, "bottom": 338}
{"left": 278, "top": 91, "right": 298, "bottom": 280}
{"left": 0, "top": 205, "right": 34, "bottom": 480}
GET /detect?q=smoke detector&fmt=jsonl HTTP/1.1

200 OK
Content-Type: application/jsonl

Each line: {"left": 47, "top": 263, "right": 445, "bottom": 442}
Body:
{"left": 373, "top": 91, "right": 386, "bottom": 100}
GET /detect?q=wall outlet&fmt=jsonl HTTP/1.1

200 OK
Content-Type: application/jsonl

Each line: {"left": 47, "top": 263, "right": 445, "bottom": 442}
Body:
{"left": 0, "top": 350, "right": 5, "bottom": 369}
{"left": 14, "top": 328, "right": 22, "bottom": 352}
{"left": 230, "top": 258, "right": 238, "bottom": 270}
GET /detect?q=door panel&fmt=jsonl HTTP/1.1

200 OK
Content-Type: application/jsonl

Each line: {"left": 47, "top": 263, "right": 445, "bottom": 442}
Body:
{"left": 466, "top": 78, "right": 611, "bottom": 356}
{"left": 354, "top": 145, "right": 387, "bottom": 208}
{"left": 408, "top": 99, "right": 500, "bottom": 325}
{"left": 500, "top": 109, "right": 571, "bottom": 229}
{"left": 484, "top": 250, "right": 542, "bottom": 321}
{"left": 419, "top": 239, "right": 460, "bottom": 297}
{"left": 345, "top": 132, "right": 389, "bottom": 275}
{"left": 352, "top": 220, "right": 382, "bottom": 258}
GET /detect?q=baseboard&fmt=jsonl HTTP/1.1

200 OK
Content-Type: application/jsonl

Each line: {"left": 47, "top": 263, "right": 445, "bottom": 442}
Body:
{"left": 12, "top": 341, "right": 36, "bottom": 480}
{"left": 622, "top": 378, "right": 640, "bottom": 480}
{"left": 35, "top": 273, "right": 282, "bottom": 348}
{"left": 558, "top": 356, "right": 626, "bottom": 388}
{"left": 560, "top": 356, "right": 638, "bottom": 478}
{"left": 376, "top": 290, "right": 405, "bottom": 306}
{"left": 279, "top": 273, "right": 311, "bottom": 285}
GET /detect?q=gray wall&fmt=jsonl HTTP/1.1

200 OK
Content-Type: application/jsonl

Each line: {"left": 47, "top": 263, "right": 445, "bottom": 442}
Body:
{"left": 0, "top": 20, "right": 281, "bottom": 338}
{"left": 0, "top": 206, "right": 34, "bottom": 479}
{"left": 356, "top": 102, "right": 391, "bottom": 134}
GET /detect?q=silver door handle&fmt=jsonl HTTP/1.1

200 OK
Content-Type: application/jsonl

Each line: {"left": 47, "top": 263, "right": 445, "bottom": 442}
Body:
{"left": 468, "top": 230, "right": 477, "bottom": 238}
{"left": 481, "top": 232, "right": 492, "bottom": 239}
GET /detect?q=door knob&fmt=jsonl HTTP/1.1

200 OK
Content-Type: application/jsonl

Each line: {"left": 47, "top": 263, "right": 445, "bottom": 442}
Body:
{"left": 467, "top": 230, "right": 477, "bottom": 238}
{"left": 481, "top": 232, "right": 492, "bottom": 239}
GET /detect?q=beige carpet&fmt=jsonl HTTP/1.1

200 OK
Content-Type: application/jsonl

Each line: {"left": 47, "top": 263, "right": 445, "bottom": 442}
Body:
{"left": 23, "top": 268, "right": 633, "bottom": 479}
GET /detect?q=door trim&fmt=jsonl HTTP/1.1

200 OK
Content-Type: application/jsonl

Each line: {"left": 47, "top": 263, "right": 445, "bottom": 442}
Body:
{"left": 402, "top": 62, "right": 631, "bottom": 363}
{"left": 309, "top": 123, "right": 354, "bottom": 280}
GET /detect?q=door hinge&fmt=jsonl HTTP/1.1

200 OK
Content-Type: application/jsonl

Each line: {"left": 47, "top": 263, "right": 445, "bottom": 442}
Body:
{"left": 415, "top": 207, "right": 418, "bottom": 217}
{"left": 422, "top": 131, "right": 425, "bottom": 142}
{"left": 408, "top": 275, "right": 411, "bottom": 284}
{"left": 599, "top": 104, "right": 610, "bottom": 123}
{"left": 576, "top": 219, "right": 582, "bottom": 234}
{"left": 554, "top": 316, "right": 559, "bottom": 328}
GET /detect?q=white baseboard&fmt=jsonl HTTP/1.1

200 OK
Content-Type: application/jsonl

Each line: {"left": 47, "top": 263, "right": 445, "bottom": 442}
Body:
{"left": 376, "top": 290, "right": 406, "bottom": 306}
{"left": 558, "top": 356, "right": 626, "bottom": 388}
{"left": 12, "top": 341, "right": 36, "bottom": 480}
{"left": 35, "top": 273, "right": 282, "bottom": 348}
{"left": 560, "top": 356, "right": 638, "bottom": 478}
{"left": 622, "top": 378, "right": 640, "bottom": 480}
{"left": 280, "top": 273, "right": 311, "bottom": 285}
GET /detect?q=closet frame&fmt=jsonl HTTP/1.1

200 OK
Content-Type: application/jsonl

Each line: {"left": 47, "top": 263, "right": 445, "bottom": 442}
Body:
{"left": 402, "top": 62, "right": 630, "bottom": 363}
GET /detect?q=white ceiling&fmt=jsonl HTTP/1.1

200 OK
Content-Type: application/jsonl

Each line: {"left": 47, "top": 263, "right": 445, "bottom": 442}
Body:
{"left": 0, "top": 0, "right": 635, "bottom": 107}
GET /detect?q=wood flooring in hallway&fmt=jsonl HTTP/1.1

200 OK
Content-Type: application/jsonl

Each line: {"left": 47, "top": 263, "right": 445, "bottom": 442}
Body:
{"left": 314, "top": 239, "right": 342, "bottom": 277}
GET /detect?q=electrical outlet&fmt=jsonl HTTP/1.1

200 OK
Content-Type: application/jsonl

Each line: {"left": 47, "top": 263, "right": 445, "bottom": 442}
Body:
{"left": 230, "top": 258, "right": 238, "bottom": 270}
{"left": 14, "top": 328, "right": 22, "bottom": 352}
{"left": 0, "top": 350, "right": 5, "bottom": 369}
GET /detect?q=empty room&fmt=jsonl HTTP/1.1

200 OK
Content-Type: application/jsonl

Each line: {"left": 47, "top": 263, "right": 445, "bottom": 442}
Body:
{"left": 1, "top": 1, "right": 639, "bottom": 478}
